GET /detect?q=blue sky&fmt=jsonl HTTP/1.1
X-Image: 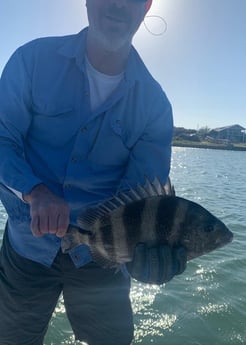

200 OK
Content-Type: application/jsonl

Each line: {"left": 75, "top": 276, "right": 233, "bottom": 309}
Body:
{"left": 1, "top": 0, "right": 245, "bottom": 129}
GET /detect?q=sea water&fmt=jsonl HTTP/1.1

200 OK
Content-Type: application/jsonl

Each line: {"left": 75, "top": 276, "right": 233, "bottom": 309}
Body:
{"left": 0, "top": 147, "right": 245, "bottom": 345}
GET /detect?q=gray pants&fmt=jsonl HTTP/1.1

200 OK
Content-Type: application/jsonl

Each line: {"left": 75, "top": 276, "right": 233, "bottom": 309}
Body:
{"left": 0, "top": 230, "right": 133, "bottom": 345}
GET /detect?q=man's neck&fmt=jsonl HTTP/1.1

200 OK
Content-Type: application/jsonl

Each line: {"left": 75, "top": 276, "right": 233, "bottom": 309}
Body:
{"left": 86, "top": 31, "right": 131, "bottom": 76}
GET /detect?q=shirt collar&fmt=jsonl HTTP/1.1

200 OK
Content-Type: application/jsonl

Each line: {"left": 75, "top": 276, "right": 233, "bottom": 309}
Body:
{"left": 57, "top": 27, "right": 149, "bottom": 85}
{"left": 57, "top": 28, "right": 87, "bottom": 71}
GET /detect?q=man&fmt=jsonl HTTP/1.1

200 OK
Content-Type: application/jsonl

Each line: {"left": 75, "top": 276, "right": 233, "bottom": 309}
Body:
{"left": 0, "top": 0, "right": 186, "bottom": 344}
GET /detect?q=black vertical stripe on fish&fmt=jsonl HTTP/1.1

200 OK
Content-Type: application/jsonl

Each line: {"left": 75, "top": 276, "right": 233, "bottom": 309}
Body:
{"left": 89, "top": 215, "right": 117, "bottom": 265}
{"left": 139, "top": 197, "right": 159, "bottom": 246}
{"left": 101, "top": 218, "right": 116, "bottom": 260}
{"left": 122, "top": 199, "right": 147, "bottom": 251}
{"left": 156, "top": 197, "right": 179, "bottom": 243}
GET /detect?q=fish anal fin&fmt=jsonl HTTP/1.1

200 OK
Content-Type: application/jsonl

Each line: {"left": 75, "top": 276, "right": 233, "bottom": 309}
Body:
{"left": 90, "top": 247, "right": 117, "bottom": 269}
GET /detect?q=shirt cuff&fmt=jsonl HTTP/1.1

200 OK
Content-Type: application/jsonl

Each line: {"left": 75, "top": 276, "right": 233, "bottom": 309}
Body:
{"left": 5, "top": 186, "right": 25, "bottom": 201}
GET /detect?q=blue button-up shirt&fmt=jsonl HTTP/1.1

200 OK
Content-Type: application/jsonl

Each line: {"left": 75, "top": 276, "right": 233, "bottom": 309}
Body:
{"left": 0, "top": 28, "right": 173, "bottom": 267}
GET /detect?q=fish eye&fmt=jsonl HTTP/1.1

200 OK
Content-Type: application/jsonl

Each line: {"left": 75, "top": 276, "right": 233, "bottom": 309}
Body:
{"left": 204, "top": 224, "right": 214, "bottom": 233}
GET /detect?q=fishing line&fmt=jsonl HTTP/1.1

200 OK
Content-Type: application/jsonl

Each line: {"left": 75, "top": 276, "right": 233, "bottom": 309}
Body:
{"left": 143, "top": 15, "right": 168, "bottom": 36}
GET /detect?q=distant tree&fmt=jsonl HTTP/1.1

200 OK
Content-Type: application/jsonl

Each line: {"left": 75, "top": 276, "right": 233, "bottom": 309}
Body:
{"left": 197, "top": 126, "right": 211, "bottom": 140}
{"left": 173, "top": 127, "right": 200, "bottom": 142}
{"left": 173, "top": 127, "right": 196, "bottom": 138}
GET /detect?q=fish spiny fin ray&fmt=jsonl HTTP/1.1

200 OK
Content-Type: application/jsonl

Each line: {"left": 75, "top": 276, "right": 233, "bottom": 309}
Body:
{"left": 144, "top": 176, "right": 160, "bottom": 196}
{"left": 77, "top": 176, "right": 175, "bottom": 231}
{"left": 163, "top": 176, "right": 175, "bottom": 196}
{"left": 126, "top": 184, "right": 143, "bottom": 200}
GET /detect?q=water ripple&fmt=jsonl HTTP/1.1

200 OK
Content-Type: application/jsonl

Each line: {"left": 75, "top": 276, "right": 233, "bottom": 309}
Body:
{"left": 0, "top": 148, "right": 245, "bottom": 344}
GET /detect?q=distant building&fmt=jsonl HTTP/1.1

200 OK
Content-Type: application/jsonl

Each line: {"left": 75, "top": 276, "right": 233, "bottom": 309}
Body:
{"left": 208, "top": 124, "right": 246, "bottom": 143}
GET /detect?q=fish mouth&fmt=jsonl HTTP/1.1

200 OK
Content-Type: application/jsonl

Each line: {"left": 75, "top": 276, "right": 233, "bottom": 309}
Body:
{"left": 215, "top": 230, "right": 234, "bottom": 248}
{"left": 225, "top": 229, "right": 234, "bottom": 243}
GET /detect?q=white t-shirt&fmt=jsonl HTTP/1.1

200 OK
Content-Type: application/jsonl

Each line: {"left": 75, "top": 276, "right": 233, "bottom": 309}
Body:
{"left": 85, "top": 56, "right": 124, "bottom": 112}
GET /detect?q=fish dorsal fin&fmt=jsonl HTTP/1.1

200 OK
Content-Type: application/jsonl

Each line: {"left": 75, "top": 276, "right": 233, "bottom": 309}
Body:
{"left": 163, "top": 176, "right": 176, "bottom": 196}
{"left": 126, "top": 176, "right": 175, "bottom": 199}
{"left": 76, "top": 207, "right": 107, "bottom": 232}
{"left": 77, "top": 176, "right": 175, "bottom": 231}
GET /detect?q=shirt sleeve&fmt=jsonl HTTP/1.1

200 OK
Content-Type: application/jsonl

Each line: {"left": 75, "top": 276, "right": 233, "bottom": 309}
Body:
{"left": 118, "top": 90, "right": 173, "bottom": 190}
{"left": 0, "top": 48, "right": 43, "bottom": 194}
{"left": 5, "top": 186, "right": 24, "bottom": 200}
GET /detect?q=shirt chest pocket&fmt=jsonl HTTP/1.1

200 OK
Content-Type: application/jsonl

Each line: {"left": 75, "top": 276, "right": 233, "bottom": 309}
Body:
{"left": 31, "top": 103, "right": 78, "bottom": 147}
{"left": 87, "top": 118, "right": 131, "bottom": 168}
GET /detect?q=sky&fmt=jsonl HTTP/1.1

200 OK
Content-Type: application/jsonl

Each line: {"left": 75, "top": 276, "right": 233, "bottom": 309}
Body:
{"left": 0, "top": 0, "right": 245, "bottom": 129}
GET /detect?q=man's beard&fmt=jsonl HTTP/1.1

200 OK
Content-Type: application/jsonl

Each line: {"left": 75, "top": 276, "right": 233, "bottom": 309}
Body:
{"left": 92, "top": 27, "right": 132, "bottom": 53}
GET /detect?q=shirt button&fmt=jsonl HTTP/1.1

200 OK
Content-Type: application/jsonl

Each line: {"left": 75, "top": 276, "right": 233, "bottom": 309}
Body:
{"left": 80, "top": 126, "right": 87, "bottom": 132}
{"left": 71, "top": 156, "right": 78, "bottom": 163}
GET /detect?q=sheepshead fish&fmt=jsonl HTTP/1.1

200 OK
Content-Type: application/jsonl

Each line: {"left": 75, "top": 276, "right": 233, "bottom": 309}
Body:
{"left": 61, "top": 178, "right": 233, "bottom": 268}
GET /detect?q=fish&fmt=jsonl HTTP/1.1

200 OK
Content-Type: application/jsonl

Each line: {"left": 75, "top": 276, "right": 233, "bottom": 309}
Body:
{"left": 61, "top": 177, "right": 233, "bottom": 268}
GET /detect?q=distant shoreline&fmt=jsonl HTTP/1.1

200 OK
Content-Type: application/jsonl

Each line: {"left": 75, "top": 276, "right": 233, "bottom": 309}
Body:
{"left": 172, "top": 140, "right": 246, "bottom": 151}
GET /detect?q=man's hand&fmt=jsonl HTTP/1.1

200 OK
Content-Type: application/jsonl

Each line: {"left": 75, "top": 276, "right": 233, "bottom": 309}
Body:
{"left": 126, "top": 243, "right": 187, "bottom": 285}
{"left": 23, "top": 184, "right": 70, "bottom": 238}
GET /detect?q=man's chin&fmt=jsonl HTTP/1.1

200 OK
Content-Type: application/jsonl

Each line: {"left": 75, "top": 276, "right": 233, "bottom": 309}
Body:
{"left": 101, "top": 36, "right": 131, "bottom": 52}
{"left": 94, "top": 28, "right": 131, "bottom": 51}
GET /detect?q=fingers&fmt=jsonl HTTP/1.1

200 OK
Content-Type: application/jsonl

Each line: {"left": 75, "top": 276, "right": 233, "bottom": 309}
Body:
{"left": 173, "top": 247, "right": 187, "bottom": 275}
{"left": 157, "top": 245, "right": 173, "bottom": 283}
{"left": 27, "top": 185, "right": 70, "bottom": 238}
{"left": 127, "top": 244, "right": 174, "bottom": 284}
{"left": 30, "top": 214, "right": 42, "bottom": 237}
{"left": 126, "top": 243, "right": 147, "bottom": 281}
{"left": 127, "top": 244, "right": 187, "bottom": 285}
{"left": 147, "top": 246, "right": 161, "bottom": 283}
{"left": 56, "top": 213, "right": 70, "bottom": 238}
{"left": 30, "top": 213, "right": 69, "bottom": 238}
{"left": 47, "top": 212, "right": 69, "bottom": 237}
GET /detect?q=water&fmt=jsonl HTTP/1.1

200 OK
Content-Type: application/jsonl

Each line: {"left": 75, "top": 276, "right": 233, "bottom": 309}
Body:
{"left": 0, "top": 147, "right": 245, "bottom": 345}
